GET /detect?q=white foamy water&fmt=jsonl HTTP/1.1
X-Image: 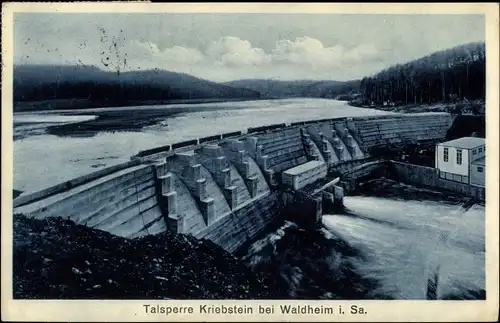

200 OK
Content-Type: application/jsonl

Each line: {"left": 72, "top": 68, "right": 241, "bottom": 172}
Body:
{"left": 13, "top": 99, "right": 395, "bottom": 194}
{"left": 242, "top": 221, "right": 297, "bottom": 268}
{"left": 322, "top": 196, "right": 485, "bottom": 299}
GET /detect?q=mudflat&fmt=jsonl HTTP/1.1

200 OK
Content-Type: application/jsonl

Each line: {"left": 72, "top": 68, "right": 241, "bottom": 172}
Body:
{"left": 43, "top": 101, "right": 254, "bottom": 137}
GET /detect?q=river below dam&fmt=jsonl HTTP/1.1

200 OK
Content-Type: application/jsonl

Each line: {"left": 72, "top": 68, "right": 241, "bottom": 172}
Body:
{"left": 241, "top": 180, "right": 485, "bottom": 300}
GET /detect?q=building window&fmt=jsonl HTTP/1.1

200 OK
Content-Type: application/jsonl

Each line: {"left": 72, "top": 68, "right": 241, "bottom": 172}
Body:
{"left": 479, "top": 147, "right": 483, "bottom": 153}
{"left": 443, "top": 148, "right": 449, "bottom": 162}
{"left": 457, "top": 149, "right": 462, "bottom": 165}
{"left": 477, "top": 166, "right": 484, "bottom": 172}
{"left": 473, "top": 149, "right": 477, "bottom": 155}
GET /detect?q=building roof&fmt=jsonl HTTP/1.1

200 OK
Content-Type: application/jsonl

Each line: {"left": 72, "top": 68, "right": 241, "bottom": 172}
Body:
{"left": 439, "top": 137, "right": 485, "bottom": 149}
{"left": 472, "top": 156, "right": 485, "bottom": 166}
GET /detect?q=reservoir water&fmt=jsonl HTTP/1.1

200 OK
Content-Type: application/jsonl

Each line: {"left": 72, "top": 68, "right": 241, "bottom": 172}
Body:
{"left": 13, "top": 98, "right": 394, "bottom": 194}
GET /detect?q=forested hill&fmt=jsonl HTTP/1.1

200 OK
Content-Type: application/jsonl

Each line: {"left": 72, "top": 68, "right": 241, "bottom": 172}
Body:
{"left": 13, "top": 41, "right": 486, "bottom": 111}
{"left": 222, "top": 79, "right": 361, "bottom": 99}
{"left": 13, "top": 65, "right": 260, "bottom": 110}
{"left": 357, "top": 42, "right": 485, "bottom": 106}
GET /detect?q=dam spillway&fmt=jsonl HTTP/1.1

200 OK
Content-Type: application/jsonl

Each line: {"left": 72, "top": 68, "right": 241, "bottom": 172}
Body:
{"left": 13, "top": 113, "right": 455, "bottom": 253}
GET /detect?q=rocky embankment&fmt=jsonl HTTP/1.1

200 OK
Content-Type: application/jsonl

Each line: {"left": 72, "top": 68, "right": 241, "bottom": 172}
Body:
{"left": 356, "top": 178, "right": 474, "bottom": 204}
{"left": 13, "top": 214, "right": 272, "bottom": 299}
{"left": 348, "top": 100, "right": 485, "bottom": 115}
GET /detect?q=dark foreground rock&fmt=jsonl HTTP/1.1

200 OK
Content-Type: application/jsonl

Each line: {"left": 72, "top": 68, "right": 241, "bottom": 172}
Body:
{"left": 240, "top": 222, "right": 382, "bottom": 300}
{"left": 13, "top": 214, "right": 272, "bottom": 299}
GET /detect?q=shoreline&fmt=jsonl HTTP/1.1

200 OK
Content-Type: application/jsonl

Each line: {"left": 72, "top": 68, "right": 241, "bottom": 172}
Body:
{"left": 13, "top": 97, "right": 263, "bottom": 113}
{"left": 16, "top": 97, "right": 348, "bottom": 138}
{"left": 347, "top": 100, "right": 485, "bottom": 114}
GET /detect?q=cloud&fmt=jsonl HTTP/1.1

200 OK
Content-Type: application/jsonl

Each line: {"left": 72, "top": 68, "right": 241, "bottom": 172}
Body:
{"left": 122, "top": 36, "right": 378, "bottom": 71}
{"left": 271, "top": 36, "right": 380, "bottom": 68}
{"left": 348, "top": 44, "right": 379, "bottom": 62}
{"left": 14, "top": 32, "right": 382, "bottom": 81}
{"left": 206, "top": 36, "right": 271, "bottom": 67}
{"left": 118, "top": 40, "right": 159, "bottom": 64}
{"left": 124, "top": 40, "right": 203, "bottom": 66}
{"left": 14, "top": 13, "right": 484, "bottom": 82}
{"left": 160, "top": 46, "right": 204, "bottom": 65}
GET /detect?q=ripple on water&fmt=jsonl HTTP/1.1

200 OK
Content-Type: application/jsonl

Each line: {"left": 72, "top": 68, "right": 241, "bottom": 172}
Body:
{"left": 241, "top": 191, "right": 484, "bottom": 300}
{"left": 322, "top": 196, "right": 484, "bottom": 300}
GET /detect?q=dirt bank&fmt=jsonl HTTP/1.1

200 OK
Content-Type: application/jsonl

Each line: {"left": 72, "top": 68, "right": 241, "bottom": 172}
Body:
{"left": 356, "top": 178, "right": 473, "bottom": 204}
{"left": 45, "top": 108, "right": 181, "bottom": 137}
{"left": 348, "top": 100, "right": 485, "bottom": 115}
{"left": 42, "top": 99, "right": 264, "bottom": 137}
{"left": 13, "top": 214, "right": 272, "bottom": 299}
{"left": 14, "top": 97, "right": 256, "bottom": 113}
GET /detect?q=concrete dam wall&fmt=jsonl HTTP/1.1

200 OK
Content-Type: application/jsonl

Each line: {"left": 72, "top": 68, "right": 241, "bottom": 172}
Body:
{"left": 14, "top": 113, "right": 454, "bottom": 252}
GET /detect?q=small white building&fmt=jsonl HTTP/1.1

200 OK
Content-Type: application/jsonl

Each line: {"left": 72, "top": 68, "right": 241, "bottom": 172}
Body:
{"left": 435, "top": 137, "right": 485, "bottom": 185}
{"left": 470, "top": 157, "right": 485, "bottom": 187}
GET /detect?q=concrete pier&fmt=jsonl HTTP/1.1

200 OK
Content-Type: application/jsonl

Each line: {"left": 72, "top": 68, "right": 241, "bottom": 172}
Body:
{"left": 281, "top": 191, "right": 323, "bottom": 229}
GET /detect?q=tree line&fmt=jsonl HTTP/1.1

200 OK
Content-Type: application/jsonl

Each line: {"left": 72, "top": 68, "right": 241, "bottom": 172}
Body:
{"left": 16, "top": 81, "right": 193, "bottom": 102}
{"left": 357, "top": 42, "right": 485, "bottom": 106}
{"left": 13, "top": 65, "right": 261, "bottom": 107}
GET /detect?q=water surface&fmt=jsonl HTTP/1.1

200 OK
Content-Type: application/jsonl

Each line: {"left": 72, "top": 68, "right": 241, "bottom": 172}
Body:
{"left": 242, "top": 182, "right": 485, "bottom": 300}
{"left": 13, "top": 98, "right": 394, "bottom": 193}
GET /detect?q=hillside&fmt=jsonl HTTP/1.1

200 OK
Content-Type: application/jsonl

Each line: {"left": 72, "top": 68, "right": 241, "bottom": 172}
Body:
{"left": 13, "top": 41, "right": 486, "bottom": 112}
{"left": 13, "top": 213, "right": 272, "bottom": 299}
{"left": 13, "top": 65, "right": 261, "bottom": 111}
{"left": 354, "top": 42, "right": 485, "bottom": 107}
{"left": 223, "top": 79, "right": 360, "bottom": 99}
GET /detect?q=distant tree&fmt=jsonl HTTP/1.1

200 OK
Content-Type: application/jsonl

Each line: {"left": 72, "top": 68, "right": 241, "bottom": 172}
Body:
{"left": 359, "top": 42, "right": 485, "bottom": 105}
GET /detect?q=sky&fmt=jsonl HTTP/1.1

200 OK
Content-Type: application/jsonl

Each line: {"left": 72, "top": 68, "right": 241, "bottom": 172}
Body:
{"left": 14, "top": 13, "right": 485, "bottom": 82}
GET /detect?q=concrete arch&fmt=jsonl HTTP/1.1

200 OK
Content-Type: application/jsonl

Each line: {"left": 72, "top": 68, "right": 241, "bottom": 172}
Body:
{"left": 316, "top": 122, "right": 341, "bottom": 162}
{"left": 197, "top": 149, "right": 252, "bottom": 209}
{"left": 197, "top": 165, "right": 232, "bottom": 223}
{"left": 243, "top": 154, "right": 271, "bottom": 197}
{"left": 304, "top": 123, "right": 339, "bottom": 166}
{"left": 167, "top": 153, "right": 231, "bottom": 227}
{"left": 226, "top": 164, "right": 252, "bottom": 205}
{"left": 329, "top": 122, "right": 354, "bottom": 161}
{"left": 305, "top": 137, "right": 326, "bottom": 163}
{"left": 254, "top": 127, "right": 309, "bottom": 174}
{"left": 167, "top": 172, "right": 208, "bottom": 234}
{"left": 220, "top": 139, "right": 271, "bottom": 196}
